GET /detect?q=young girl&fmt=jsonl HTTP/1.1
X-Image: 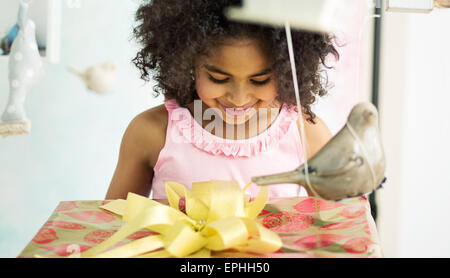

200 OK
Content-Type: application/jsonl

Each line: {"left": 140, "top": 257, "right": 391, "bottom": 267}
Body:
{"left": 106, "top": 0, "right": 339, "bottom": 200}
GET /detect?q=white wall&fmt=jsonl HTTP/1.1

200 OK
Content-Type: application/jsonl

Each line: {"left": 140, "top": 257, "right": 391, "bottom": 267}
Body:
{"left": 0, "top": 1, "right": 162, "bottom": 257}
{"left": 377, "top": 8, "right": 450, "bottom": 257}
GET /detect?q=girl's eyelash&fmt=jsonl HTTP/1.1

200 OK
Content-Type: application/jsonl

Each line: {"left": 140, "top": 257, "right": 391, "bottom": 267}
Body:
{"left": 251, "top": 78, "right": 271, "bottom": 86}
{"left": 208, "top": 74, "right": 229, "bottom": 84}
{"left": 207, "top": 74, "right": 271, "bottom": 86}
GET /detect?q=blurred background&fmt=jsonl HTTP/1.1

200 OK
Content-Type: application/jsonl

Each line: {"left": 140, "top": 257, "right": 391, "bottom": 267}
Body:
{"left": 0, "top": 0, "right": 163, "bottom": 257}
{"left": 377, "top": 4, "right": 450, "bottom": 257}
{"left": 0, "top": 0, "right": 449, "bottom": 258}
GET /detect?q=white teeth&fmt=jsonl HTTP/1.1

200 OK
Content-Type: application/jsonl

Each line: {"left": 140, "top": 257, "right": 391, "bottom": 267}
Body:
{"left": 221, "top": 104, "right": 254, "bottom": 117}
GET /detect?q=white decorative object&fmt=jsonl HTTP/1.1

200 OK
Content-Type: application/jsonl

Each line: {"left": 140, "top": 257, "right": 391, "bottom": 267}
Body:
{"left": 225, "top": 0, "right": 340, "bottom": 33}
{"left": 68, "top": 62, "right": 119, "bottom": 94}
{"left": 386, "top": 0, "right": 434, "bottom": 13}
{"left": 0, "top": 1, "right": 44, "bottom": 138}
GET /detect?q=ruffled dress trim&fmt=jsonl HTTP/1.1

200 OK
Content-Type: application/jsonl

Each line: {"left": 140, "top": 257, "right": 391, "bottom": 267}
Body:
{"left": 165, "top": 99, "right": 299, "bottom": 158}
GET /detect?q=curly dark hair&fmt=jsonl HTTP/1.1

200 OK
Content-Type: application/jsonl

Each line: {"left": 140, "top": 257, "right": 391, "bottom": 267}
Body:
{"left": 132, "top": 0, "right": 339, "bottom": 123}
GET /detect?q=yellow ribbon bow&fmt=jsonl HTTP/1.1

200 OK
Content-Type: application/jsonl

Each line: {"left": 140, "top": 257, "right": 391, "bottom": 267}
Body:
{"left": 77, "top": 180, "right": 282, "bottom": 258}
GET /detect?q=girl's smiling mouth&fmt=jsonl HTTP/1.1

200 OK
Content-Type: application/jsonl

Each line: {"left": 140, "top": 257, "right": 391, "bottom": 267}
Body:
{"left": 218, "top": 102, "right": 257, "bottom": 117}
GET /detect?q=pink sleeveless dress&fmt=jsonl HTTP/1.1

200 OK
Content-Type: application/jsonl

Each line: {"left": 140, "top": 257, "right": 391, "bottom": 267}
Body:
{"left": 151, "top": 99, "right": 308, "bottom": 200}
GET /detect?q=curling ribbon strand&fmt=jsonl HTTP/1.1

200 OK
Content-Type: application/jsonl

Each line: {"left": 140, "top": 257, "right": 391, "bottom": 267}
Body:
{"left": 285, "top": 21, "right": 319, "bottom": 198}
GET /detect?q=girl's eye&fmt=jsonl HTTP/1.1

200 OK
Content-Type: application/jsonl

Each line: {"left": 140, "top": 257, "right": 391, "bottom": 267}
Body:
{"left": 207, "top": 74, "right": 271, "bottom": 86}
{"left": 251, "top": 78, "right": 271, "bottom": 86}
{"left": 208, "top": 74, "right": 229, "bottom": 84}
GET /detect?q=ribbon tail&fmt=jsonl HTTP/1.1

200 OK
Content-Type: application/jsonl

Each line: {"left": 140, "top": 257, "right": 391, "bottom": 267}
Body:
{"left": 132, "top": 250, "right": 173, "bottom": 258}
{"left": 82, "top": 204, "right": 186, "bottom": 258}
{"left": 165, "top": 181, "right": 187, "bottom": 209}
{"left": 186, "top": 248, "right": 211, "bottom": 258}
{"left": 80, "top": 213, "right": 149, "bottom": 257}
{"left": 245, "top": 186, "right": 269, "bottom": 219}
{"left": 100, "top": 199, "right": 127, "bottom": 216}
{"left": 235, "top": 220, "right": 282, "bottom": 254}
{"left": 34, "top": 254, "right": 67, "bottom": 259}
{"left": 89, "top": 235, "right": 164, "bottom": 258}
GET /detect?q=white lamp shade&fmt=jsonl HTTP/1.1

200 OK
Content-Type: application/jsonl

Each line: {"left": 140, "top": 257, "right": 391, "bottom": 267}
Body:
{"left": 225, "top": 0, "right": 340, "bottom": 33}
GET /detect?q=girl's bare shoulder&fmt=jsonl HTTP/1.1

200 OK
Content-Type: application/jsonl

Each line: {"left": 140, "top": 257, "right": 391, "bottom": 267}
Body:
{"left": 126, "top": 103, "right": 168, "bottom": 168}
{"left": 297, "top": 115, "right": 332, "bottom": 159}
{"left": 137, "top": 104, "right": 168, "bottom": 129}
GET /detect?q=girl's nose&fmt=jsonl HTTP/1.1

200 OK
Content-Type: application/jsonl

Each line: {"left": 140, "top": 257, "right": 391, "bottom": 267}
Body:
{"left": 226, "top": 85, "right": 253, "bottom": 107}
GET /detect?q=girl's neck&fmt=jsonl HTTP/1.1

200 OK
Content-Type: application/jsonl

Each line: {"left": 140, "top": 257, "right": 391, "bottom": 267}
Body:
{"left": 186, "top": 100, "right": 282, "bottom": 140}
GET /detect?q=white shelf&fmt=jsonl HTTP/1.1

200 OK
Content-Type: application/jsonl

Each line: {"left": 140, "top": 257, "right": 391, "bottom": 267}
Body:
{"left": 0, "top": 0, "right": 61, "bottom": 63}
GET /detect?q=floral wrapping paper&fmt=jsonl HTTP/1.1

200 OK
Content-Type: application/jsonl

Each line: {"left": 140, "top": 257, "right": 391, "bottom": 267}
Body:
{"left": 18, "top": 196, "right": 382, "bottom": 258}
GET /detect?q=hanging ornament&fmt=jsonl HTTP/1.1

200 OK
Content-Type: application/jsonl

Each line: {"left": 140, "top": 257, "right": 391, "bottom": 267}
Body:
{"left": 68, "top": 62, "right": 118, "bottom": 95}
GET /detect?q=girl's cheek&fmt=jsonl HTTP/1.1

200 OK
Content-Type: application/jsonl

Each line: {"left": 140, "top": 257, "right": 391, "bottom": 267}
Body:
{"left": 257, "top": 85, "right": 278, "bottom": 106}
{"left": 195, "top": 75, "right": 225, "bottom": 101}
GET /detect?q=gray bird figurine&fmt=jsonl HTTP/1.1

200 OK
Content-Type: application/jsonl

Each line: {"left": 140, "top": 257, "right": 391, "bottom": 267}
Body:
{"left": 252, "top": 102, "right": 387, "bottom": 201}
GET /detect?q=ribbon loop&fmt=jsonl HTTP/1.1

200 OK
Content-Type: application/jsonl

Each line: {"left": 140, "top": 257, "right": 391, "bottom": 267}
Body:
{"left": 164, "top": 220, "right": 207, "bottom": 258}
{"left": 202, "top": 217, "right": 249, "bottom": 251}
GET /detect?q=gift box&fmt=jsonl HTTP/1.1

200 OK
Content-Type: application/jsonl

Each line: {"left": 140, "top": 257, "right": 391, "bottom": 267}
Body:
{"left": 19, "top": 194, "right": 382, "bottom": 258}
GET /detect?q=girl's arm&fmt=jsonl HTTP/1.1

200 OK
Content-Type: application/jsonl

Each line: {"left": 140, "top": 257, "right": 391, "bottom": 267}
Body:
{"left": 298, "top": 115, "right": 333, "bottom": 160}
{"left": 105, "top": 113, "right": 158, "bottom": 200}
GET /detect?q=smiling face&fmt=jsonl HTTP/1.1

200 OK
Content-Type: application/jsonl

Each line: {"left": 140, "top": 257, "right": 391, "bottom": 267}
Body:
{"left": 193, "top": 38, "right": 279, "bottom": 125}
